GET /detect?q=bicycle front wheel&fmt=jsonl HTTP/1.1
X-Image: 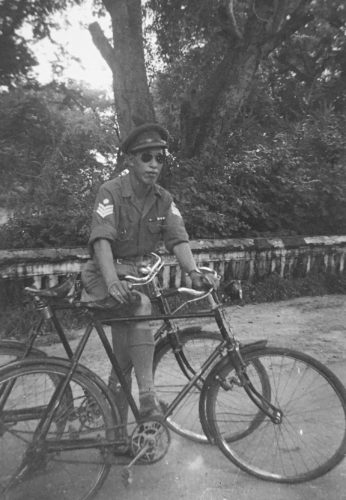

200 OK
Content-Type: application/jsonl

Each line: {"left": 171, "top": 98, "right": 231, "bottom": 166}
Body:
{"left": 205, "top": 346, "right": 346, "bottom": 483}
{"left": 153, "top": 329, "right": 222, "bottom": 443}
{"left": 0, "top": 360, "right": 116, "bottom": 500}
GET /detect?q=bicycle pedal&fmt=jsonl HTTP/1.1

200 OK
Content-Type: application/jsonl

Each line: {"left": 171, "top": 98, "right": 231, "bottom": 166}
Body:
{"left": 121, "top": 443, "right": 149, "bottom": 486}
{"left": 121, "top": 466, "right": 133, "bottom": 487}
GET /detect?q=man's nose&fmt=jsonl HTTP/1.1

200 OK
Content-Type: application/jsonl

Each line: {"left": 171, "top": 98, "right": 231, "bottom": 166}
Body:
{"left": 149, "top": 158, "right": 160, "bottom": 168}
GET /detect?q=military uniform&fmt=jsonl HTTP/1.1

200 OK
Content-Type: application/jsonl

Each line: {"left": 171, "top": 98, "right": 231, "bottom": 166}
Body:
{"left": 82, "top": 171, "right": 189, "bottom": 299}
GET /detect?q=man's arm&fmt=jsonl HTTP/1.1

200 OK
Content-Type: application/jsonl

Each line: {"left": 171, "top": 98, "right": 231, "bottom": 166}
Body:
{"left": 93, "top": 239, "right": 133, "bottom": 303}
{"left": 173, "top": 242, "right": 219, "bottom": 290}
{"left": 172, "top": 242, "right": 198, "bottom": 274}
{"left": 172, "top": 242, "right": 205, "bottom": 288}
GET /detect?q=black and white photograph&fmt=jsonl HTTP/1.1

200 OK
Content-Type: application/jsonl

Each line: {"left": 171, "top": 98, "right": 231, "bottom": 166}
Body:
{"left": 1, "top": 1, "right": 346, "bottom": 499}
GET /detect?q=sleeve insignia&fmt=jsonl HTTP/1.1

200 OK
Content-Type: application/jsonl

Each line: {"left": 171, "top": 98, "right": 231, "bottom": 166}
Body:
{"left": 96, "top": 202, "right": 114, "bottom": 218}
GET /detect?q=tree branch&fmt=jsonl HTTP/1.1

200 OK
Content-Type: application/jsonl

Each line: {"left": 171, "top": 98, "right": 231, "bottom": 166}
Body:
{"left": 227, "top": 0, "right": 244, "bottom": 40}
{"left": 262, "top": 0, "right": 312, "bottom": 53}
{"left": 266, "top": 0, "right": 287, "bottom": 34}
{"left": 88, "top": 22, "right": 115, "bottom": 70}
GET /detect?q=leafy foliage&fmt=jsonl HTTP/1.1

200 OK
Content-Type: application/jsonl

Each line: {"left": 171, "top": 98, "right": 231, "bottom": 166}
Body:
{"left": 0, "top": 83, "right": 120, "bottom": 248}
{"left": 168, "top": 103, "right": 346, "bottom": 238}
{"left": 0, "top": 0, "right": 82, "bottom": 87}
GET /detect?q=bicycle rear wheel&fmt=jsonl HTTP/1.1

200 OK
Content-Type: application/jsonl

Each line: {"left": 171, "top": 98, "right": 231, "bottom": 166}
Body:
{"left": 153, "top": 329, "right": 222, "bottom": 443}
{"left": 0, "top": 360, "right": 116, "bottom": 500}
{"left": 205, "top": 346, "right": 346, "bottom": 483}
{"left": 0, "top": 340, "right": 46, "bottom": 367}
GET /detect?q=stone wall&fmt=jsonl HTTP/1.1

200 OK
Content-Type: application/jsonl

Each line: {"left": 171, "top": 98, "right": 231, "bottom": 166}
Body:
{"left": 0, "top": 236, "right": 345, "bottom": 293}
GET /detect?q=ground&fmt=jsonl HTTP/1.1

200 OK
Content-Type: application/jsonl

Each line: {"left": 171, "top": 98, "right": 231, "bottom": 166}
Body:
{"left": 41, "top": 293, "right": 346, "bottom": 500}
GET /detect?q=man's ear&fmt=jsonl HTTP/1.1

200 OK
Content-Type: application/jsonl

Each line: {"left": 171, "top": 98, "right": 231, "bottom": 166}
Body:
{"left": 124, "top": 155, "right": 135, "bottom": 168}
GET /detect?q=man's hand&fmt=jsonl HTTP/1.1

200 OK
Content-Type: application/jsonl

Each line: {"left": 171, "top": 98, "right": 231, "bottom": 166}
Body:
{"left": 189, "top": 270, "right": 211, "bottom": 291}
{"left": 108, "top": 279, "right": 134, "bottom": 304}
{"left": 189, "top": 269, "right": 220, "bottom": 291}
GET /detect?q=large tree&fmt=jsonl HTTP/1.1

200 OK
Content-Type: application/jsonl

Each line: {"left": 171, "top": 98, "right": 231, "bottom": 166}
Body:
{"left": 150, "top": 0, "right": 346, "bottom": 157}
{"left": 89, "top": 0, "right": 155, "bottom": 138}
{"left": 88, "top": 0, "right": 339, "bottom": 155}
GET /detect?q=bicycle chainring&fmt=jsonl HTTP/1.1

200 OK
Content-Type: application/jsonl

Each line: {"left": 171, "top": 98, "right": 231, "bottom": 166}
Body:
{"left": 130, "top": 418, "right": 170, "bottom": 464}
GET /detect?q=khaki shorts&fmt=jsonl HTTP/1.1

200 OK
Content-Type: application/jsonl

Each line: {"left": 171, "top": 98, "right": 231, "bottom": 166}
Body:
{"left": 81, "top": 259, "right": 139, "bottom": 302}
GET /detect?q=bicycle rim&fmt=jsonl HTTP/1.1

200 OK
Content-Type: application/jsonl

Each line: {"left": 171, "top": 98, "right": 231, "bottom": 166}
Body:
{"left": 206, "top": 346, "right": 346, "bottom": 483}
{"left": 153, "top": 329, "right": 222, "bottom": 443}
{"left": 0, "top": 362, "right": 114, "bottom": 500}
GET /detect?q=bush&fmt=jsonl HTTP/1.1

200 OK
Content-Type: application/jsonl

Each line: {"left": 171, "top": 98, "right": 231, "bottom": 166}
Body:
{"left": 226, "top": 272, "right": 346, "bottom": 305}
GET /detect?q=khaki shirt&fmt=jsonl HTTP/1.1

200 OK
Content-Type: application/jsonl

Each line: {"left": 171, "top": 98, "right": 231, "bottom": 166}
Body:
{"left": 88, "top": 172, "right": 189, "bottom": 258}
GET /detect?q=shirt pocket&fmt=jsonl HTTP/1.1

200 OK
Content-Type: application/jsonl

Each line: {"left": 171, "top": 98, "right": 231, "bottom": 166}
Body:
{"left": 117, "top": 204, "right": 134, "bottom": 241}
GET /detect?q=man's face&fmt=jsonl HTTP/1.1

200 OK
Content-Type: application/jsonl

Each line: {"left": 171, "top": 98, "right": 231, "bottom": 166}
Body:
{"left": 131, "top": 148, "right": 165, "bottom": 187}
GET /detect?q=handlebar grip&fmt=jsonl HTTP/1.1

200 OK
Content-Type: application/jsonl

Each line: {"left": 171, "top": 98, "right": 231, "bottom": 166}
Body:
{"left": 177, "top": 287, "right": 211, "bottom": 297}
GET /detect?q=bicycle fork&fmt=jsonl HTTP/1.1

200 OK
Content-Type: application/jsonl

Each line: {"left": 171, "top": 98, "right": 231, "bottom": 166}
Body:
{"left": 227, "top": 345, "right": 283, "bottom": 424}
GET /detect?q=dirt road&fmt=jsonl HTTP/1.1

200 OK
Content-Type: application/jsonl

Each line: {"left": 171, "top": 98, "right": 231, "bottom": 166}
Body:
{"left": 44, "top": 294, "right": 346, "bottom": 500}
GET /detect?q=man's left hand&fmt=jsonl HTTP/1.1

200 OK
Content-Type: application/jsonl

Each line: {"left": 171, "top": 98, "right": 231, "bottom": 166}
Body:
{"left": 189, "top": 270, "right": 219, "bottom": 291}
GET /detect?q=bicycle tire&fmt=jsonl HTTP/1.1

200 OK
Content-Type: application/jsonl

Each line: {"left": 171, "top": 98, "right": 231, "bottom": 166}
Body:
{"left": 153, "top": 329, "right": 222, "bottom": 443}
{"left": 0, "top": 359, "right": 116, "bottom": 500}
{"left": 0, "top": 340, "right": 46, "bottom": 366}
{"left": 205, "top": 346, "right": 346, "bottom": 483}
{"left": 0, "top": 341, "right": 77, "bottom": 436}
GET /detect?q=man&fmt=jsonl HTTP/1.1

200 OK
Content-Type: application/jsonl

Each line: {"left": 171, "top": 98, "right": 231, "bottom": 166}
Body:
{"left": 82, "top": 123, "right": 208, "bottom": 424}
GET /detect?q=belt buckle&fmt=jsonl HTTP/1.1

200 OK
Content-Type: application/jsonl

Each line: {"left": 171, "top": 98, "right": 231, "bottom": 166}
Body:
{"left": 115, "top": 256, "right": 143, "bottom": 265}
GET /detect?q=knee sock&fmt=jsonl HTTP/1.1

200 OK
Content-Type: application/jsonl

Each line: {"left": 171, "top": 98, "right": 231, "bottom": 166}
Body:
{"left": 110, "top": 325, "right": 132, "bottom": 428}
{"left": 128, "top": 327, "right": 155, "bottom": 397}
{"left": 110, "top": 292, "right": 154, "bottom": 420}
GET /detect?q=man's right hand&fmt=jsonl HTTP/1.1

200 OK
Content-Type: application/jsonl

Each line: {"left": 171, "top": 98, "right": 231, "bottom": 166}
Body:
{"left": 108, "top": 279, "right": 134, "bottom": 304}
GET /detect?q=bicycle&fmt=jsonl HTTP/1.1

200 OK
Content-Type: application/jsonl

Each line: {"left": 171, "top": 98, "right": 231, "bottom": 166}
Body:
{"left": 0, "top": 253, "right": 345, "bottom": 500}
{"left": 0, "top": 258, "right": 222, "bottom": 443}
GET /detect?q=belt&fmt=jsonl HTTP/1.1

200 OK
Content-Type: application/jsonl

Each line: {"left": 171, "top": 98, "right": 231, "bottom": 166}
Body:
{"left": 114, "top": 256, "right": 145, "bottom": 266}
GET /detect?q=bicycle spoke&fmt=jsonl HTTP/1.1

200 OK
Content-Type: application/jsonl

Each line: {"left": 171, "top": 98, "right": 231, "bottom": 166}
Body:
{"left": 154, "top": 330, "right": 221, "bottom": 443}
{"left": 206, "top": 347, "right": 346, "bottom": 483}
{"left": 0, "top": 362, "right": 115, "bottom": 500}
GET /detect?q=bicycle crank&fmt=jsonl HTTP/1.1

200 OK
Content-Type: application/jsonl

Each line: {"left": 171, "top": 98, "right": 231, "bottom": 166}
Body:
{"left": 122, "top": 418, "right": 170, "bottom": 487}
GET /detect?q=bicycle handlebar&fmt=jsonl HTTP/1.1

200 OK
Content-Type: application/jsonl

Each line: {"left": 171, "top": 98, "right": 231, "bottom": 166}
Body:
{"left": 123, "top": 253, "right": 164, "bottom": 285}
{"left": 123, "top": 252, "right": 218, "bottom": 298}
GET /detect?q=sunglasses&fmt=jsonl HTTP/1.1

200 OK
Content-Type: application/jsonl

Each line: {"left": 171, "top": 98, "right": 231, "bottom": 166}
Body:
{"left": 139, "top": 152, "right": 166, "bottom": 164}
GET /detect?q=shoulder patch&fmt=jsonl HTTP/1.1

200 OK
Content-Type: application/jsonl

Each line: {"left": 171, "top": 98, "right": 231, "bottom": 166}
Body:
{"left": 170, "top": 202, "right": 182, "bottom": 218}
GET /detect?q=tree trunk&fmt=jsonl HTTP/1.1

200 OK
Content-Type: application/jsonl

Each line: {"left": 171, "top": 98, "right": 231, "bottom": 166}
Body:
{"left": 195, "top": 45, "right": 261, "bottom": 157}
{"left": 89, "top": 0, "right": 155, "bottom": 138}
